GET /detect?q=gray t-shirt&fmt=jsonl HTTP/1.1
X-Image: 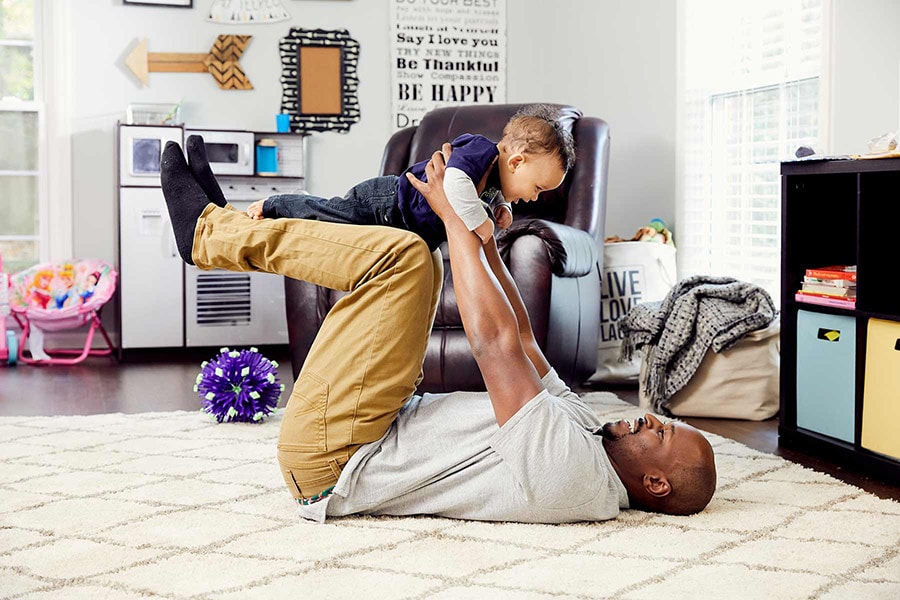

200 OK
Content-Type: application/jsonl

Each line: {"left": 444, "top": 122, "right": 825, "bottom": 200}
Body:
{"left": 295, "top": 369, "right": 629, "bottom": 523}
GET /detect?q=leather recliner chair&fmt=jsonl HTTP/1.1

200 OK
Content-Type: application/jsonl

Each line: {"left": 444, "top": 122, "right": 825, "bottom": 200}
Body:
{"left": 284, "top": 103, "right": 609, "bottom": 392}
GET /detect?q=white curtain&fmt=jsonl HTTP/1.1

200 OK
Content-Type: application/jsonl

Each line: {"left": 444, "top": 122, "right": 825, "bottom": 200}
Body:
{"left": 676, "top": 0, "right": 825, "bottom": 304}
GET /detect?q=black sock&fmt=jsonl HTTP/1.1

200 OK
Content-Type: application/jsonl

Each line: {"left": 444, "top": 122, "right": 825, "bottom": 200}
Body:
{"left": 186, "top": 135, "right": 228, "bottom": 208}
{"left": 160, "top": 141, "right": 213, "bottom": 265}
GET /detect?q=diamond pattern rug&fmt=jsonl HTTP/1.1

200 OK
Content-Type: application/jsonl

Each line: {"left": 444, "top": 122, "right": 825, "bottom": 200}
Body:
{"left": 0, "top": 392, "right": 898, "bottom": 600}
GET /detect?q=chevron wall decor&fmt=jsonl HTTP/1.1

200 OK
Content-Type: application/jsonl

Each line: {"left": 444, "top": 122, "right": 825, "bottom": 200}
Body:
{"left": 125, "top": 35, "right": 254, "bottom": 90}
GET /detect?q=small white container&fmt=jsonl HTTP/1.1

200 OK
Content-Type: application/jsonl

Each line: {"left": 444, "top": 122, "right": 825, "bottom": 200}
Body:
{"left": 126, "top": 102, "right": 183, "bottom": 126}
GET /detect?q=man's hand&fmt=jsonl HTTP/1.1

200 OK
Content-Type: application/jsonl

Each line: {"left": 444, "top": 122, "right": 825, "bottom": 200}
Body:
{"left": 406, "top": 143, "right": 454, "bottom": 220}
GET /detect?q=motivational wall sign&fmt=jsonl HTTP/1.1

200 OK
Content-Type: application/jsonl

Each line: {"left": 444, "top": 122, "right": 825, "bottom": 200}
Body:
{"left": 390, "top": 0, "right": 507, "bottom": 130}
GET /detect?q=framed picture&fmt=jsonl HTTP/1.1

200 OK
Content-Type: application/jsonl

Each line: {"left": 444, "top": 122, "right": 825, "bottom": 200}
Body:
{"left": 280, "top": 28, "right": 360, "bottom": 133}
{"left": 123, "top": 0, "right": 193, "bottom": 8}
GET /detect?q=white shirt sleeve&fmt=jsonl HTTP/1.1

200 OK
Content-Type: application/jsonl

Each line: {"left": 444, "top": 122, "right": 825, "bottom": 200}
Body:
{"left": 540, "top": 368, "right": 603, "bottom": 430}
{"left": 541, "top": 368, "right": 578, "bottom": 402}
{"left": 444, "top": 167, "right": 490, "bottom": 231}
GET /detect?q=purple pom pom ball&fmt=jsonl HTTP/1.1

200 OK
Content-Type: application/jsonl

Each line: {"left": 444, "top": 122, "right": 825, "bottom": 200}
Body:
{"left": 194, "top": 347, "right": 283, "bottom": 423}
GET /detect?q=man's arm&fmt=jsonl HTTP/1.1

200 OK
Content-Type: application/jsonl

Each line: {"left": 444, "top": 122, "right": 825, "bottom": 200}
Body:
{"left": 406, "top": 152, "right": 543, "bottom": 427}
{"left": 443, "top": 168, "right": 494, "bottom": 244}
{"left": 482, "top": 236, "right": 552, "bottom": 378}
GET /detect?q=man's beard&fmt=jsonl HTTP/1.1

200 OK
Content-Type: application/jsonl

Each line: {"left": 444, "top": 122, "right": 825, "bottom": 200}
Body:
{"left": 598, "top": 422, "right": 623, "bottom": 441}
{"left": 597, "top": 418, "right": 644, "bottom": 442}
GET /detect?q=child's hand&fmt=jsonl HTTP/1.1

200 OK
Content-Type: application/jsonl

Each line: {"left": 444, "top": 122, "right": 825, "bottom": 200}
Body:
{"left": 493, "top": 204, "right": 513, "bottom": 229}
{"left": 246, "top": 200, "right": 265, "bottom": 220}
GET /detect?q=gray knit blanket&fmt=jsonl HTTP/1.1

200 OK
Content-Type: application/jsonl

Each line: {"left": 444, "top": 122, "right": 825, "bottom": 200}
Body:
{"left": 619, "top": 275, "right": 777, "bottom": 414}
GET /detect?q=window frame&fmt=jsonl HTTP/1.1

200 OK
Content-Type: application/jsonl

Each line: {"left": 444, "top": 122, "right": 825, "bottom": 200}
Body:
{"left": 0, "top": 0, "right": 72, "bottom": 270}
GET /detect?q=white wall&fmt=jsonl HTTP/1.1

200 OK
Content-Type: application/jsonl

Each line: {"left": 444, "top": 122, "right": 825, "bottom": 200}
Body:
{"left": 69, "top": 0, "right": 677, "bottom": 268}
{"left": 70, "top": 0, "right": 393, "bottom": 264}
{"left": 67, "top": 1, "right": 900, "bottom": 262}
{"left": 828, "top": 0, "right": 900, "bottom": 154}
{"left": 508, "top": 0, "right": 678, "bottom": 237}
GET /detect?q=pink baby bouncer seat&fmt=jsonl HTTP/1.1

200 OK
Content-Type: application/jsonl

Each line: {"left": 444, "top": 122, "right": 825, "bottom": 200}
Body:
{"left": 8, "top": 259, "right": 117, "bottom": 365}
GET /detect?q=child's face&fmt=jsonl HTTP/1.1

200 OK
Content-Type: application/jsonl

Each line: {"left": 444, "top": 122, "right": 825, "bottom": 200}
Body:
{"left": 498, "top": 151, "right": 566, "bottom": 204}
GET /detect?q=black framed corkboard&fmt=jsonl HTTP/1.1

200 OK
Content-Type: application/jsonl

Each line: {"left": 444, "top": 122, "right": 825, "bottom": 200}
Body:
{"left": 280, "top": 28, "right": 360, "bottom": 133}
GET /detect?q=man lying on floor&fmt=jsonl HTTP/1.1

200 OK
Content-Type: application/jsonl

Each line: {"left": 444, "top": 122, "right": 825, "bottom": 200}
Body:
{"left": 160, "top": 139, "right": 716, "bottom": 523}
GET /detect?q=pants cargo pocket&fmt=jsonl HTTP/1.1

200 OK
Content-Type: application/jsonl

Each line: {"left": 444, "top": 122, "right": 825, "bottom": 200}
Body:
{"left": 281, "top": 371, "right": 329, "bottom": 452}
{"left": 279, "top": 458, "right": 345, "bottom": 500}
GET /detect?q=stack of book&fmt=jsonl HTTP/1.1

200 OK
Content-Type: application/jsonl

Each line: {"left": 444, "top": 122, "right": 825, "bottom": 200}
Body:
{"left": 795, "top": 265, "right": 857, "bottom": 308}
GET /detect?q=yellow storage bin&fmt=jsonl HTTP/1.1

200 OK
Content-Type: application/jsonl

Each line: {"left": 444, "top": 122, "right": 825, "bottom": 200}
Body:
{"left": 861, "top": 318, "right": 900, "bottom": 461}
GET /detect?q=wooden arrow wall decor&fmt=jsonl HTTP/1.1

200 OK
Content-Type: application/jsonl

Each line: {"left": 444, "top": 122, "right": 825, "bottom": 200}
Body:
{"left": 126, "top": 35, "right": 253, "bottom": 90}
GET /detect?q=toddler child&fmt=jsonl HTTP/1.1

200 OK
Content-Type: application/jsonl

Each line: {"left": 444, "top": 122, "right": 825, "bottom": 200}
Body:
{"left": 230, "top": 104, "right": 574, "bottom": 251}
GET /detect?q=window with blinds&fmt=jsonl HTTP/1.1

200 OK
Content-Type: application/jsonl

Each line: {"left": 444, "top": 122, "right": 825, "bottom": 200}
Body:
{"left": 0, "top": 0, "right": 40, "bottom": 274}
{"left": 677, "top": 0, "right": 824, "bottom": 304}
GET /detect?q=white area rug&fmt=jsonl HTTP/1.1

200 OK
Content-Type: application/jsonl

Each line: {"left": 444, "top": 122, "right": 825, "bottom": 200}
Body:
{"left": 0, "top": 392, "right": 898, "bottom": 600}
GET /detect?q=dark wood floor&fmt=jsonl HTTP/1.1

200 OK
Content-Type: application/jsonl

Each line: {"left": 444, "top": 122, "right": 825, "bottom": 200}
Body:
{"left": 2, "top": 350, "right": 897, "bottom": 502}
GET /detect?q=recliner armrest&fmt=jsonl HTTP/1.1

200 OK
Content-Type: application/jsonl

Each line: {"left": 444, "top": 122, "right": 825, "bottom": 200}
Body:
{"left": 497, "top": 219, "right": 598, "bottom": 277}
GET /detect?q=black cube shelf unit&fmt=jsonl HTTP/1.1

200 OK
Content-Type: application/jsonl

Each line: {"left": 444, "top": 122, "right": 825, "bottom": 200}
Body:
{"left": 780, "top": 157, "right": 900, "bottom": 482}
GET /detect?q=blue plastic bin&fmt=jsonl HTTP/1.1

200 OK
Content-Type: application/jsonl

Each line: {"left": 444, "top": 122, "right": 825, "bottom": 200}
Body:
{"left": 796, "top": 310, "right": 856, "bottom": 443}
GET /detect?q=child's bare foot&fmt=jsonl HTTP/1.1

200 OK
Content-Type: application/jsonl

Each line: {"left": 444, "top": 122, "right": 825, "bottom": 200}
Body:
{"left": 246, "top": 200, "right": 265, "bottom": 220}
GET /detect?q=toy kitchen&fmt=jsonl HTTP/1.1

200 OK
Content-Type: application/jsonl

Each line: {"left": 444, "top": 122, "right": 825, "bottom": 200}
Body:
{"left": 117, "top": 123, "right": 306, "bottom": 352}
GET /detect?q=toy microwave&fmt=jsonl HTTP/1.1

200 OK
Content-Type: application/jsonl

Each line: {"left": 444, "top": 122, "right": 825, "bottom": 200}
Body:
{"left": 186, "top": 129, "right": 255, "bottom": 176}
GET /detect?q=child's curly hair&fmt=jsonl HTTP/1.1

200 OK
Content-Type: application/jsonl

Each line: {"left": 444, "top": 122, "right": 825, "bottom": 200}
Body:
{"left": 501, "top": 104, "right": 576, "bottom": 172}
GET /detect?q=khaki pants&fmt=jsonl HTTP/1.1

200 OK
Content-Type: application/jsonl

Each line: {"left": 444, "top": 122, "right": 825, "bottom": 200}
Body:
{"left": 192, "top": 204, "right": 442, "bottom": 499}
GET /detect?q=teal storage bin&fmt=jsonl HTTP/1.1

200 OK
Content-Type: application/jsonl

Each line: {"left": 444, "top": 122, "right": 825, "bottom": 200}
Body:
{"left": 796, "top": 310, "right": 856, "bottom": 442}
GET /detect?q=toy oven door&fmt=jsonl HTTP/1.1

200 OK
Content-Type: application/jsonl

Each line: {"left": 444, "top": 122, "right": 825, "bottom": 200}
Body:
{"left": 119, "top": 124, "right": 184, "bottom": 187}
